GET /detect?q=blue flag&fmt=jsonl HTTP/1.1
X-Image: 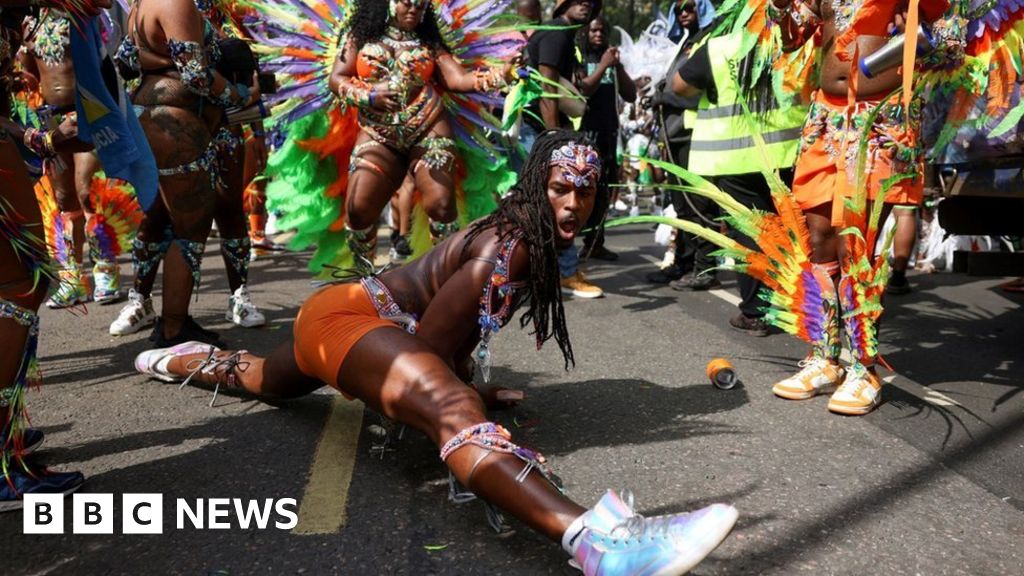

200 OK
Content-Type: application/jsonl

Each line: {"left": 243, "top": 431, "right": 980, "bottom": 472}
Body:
{"left": 70, "top": 16, "right": 159, "bottom": 210}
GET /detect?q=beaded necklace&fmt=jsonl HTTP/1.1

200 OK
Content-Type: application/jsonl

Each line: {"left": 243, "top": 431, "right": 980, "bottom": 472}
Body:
{"left": 476, "top": 234, "right": 527, "bottom": 383}
{"left": 383, "top": 24, "right": 421, "bottom": 51}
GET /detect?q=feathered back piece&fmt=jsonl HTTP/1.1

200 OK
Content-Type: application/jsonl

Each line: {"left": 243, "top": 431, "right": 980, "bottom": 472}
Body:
{"left": 87, "top": 173, "right": 142, "bottom": 262}
{"left": 924, "top": 0, "right": 1024, "bottom": 158}
{"left": 242, "top": 0, "right": 352, "bottom": 127}
{"left": 244, "top": 0, "right": 521, "bottom": 276}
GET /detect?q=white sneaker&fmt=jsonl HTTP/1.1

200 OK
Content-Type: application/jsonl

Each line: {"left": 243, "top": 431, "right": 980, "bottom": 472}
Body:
{"left": 226, "top": 285, "right": 266, "bottom": 328}
{"left": 772, "top": 357, "right": 845, "bottom": 400}
{"left": 827, "top": 364, "right": 883, "bottom": 415}
{"left": 109, "top": 289, "right": 156, "bottom": 336}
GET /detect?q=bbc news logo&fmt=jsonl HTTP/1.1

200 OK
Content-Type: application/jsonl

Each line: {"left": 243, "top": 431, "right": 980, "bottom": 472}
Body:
{"left": 23, "top": 494, "right": 298, "bottom": 534}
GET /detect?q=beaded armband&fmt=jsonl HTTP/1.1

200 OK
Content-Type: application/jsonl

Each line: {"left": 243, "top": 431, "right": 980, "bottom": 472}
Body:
{"left": 168, "top": 38, "right": 215, "bottom": 98}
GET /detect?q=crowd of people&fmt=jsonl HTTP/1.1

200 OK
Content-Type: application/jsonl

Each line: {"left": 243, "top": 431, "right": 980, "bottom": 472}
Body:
{"left": 1, "top": 0, "right": 1021, "bottom": 574}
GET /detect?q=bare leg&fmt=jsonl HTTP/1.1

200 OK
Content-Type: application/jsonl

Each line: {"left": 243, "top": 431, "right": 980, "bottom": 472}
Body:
{"left": 50, "top": 153, "right": 86, "bottom": 267}
{"left": 213, "top": 131, "right": 250, "bottom": 293}
{"left": 142, "top": 106, "right": 217, "bottom": 340}
{"left": 410, "top": 130, "right": 458, "bottom": 225}
{"left": 335, "top": 329, "right": 584, "bottom": 541}
{"left": 0, "top": 140, "right": 53, "bottom": 468}
{"left": 165, "top": 327, "right": 585, "bottom": 542}
{"left": 393, "top": 175, "right": 415, "bottom": 236}
{"left": 891, "top": 206, "right": 917, "bottom": 274}
{"left": 165, "top": 338, "right": 321, "bottom": 398}
{"left": 346, "top": 134, "right": 406, "bottom": 231}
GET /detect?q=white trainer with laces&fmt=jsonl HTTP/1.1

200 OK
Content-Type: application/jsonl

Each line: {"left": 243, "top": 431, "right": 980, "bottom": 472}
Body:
{"left": 828, "top": 364, "right": 883, "bottom": 415}
{"left": 226, "top": 285, "right": 266, "bottom": 328}
{"left": 109, "top": 289, "right": 156, "bottom": 335}
{"left": 772, "top": 356, "right": 845, "bottom": 400}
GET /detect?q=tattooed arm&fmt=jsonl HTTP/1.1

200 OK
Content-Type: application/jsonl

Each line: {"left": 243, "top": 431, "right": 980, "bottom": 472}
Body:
{"left": 155, "top": 0, "right": 255, "bottom": 107}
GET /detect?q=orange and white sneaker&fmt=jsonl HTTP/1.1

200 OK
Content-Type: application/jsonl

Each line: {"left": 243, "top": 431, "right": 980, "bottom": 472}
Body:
{"left": 827, "top": 365, "right": 882, "bottom": 415}
{"left": 772, "top": 357, "right": 845, "bottom": 400}
{"left": 561, "top": 271, "right": 604, "bottom": 299}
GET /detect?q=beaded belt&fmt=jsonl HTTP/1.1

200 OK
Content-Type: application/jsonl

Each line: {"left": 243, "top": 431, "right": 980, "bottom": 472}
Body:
{"left": 360, "top": 277, "right": 419, "bottom": 335}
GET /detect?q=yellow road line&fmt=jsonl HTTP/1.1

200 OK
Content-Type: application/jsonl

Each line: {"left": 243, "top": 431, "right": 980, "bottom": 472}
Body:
{"left": 294, "top": 397, "right": 364, "bottom": 535}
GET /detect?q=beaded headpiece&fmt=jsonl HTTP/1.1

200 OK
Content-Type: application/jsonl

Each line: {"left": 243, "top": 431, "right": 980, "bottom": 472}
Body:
{"left": 550, "top": 143, "right": 601, "bottom": 189}
{"left": 389, "top": 0, "right": 428, "bottom": 19}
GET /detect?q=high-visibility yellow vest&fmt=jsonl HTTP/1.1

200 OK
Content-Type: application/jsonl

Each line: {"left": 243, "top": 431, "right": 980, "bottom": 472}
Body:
{"left": 687, "top": 34, "right": 807, "bottom": 177}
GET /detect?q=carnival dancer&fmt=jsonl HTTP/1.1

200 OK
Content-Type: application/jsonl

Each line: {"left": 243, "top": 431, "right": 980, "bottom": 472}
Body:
{"left": 766, "top": 0, "right": 963, "bottom": 414}
{"left": 247, "top": 0, "right": 521, "bottom": 278}
{"left": 606, "top": 1, "right": 1024, "bottom": 416}
{"left": 326, "top": 0, "right": 520, "bottom": 266}
{"left": 134, "top": 131, "right": 738, "bottom": 575}
{"left": 0, "top": 0, "right": 112, "bottom": 512}
{"left": 109, "top": 0, "right": 261, "bottom": 344}
{"left": 19, "top": 8, "right": 136, "bottom": 307}
{"left": 196, "top": 0, "right": 267, "bottom": 328}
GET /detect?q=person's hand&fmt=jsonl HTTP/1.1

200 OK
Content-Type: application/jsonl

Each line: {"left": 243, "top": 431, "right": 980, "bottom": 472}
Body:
{"left": 369, "top": 83, "right": 400, "bottom": 112}
{"left": 600, "top": 47, "right": 620, "bottom": 69}
{"left": 889, "top": 11, "right": 908, "bottom": 36}
{"left": 502, "top": 54, "right": 525, "bottom": 83}
{"left": 245, "top": 71, "right": 262, "bottom": 107}
{"left": 53, "top": 113, "right": 79, "bottom": 144}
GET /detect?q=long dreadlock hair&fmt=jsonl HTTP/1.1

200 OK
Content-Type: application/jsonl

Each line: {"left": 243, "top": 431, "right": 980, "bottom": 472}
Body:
{"left": 464, "top": 130, "right": 589, "bottom": 371}
{"left": 348, "top": 0, "right": 448, "bottom": 52}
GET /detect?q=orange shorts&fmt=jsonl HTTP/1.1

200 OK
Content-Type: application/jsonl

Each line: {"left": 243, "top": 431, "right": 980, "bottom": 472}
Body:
{"left": 292, "top": 282, "right": 398, "bottom": 387}
{"left": 792, "top": 91, "right": 924, "bottom": 212}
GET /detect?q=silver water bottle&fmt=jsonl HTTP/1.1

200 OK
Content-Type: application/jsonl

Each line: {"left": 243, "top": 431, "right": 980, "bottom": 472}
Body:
{"left": 858, "top": 25, "right": 935, "bottom": 79}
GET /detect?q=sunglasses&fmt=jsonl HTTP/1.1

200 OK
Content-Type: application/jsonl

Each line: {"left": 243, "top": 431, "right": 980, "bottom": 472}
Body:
{"left": 680, "top": 3, "right": 696, "bottom": 12}
{"left": 397, "top": 0, "right": 428, "bottom": 9}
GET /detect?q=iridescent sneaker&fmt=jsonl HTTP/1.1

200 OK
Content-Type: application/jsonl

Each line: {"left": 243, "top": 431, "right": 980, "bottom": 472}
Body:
{"left": 109, "top": 289, "right": 156, "bottom": 335}
{"left": 570, "top": 491, "right": 738, "bottom": 576}
{"left": 772, "top": 357, "right": 845, "bottom": 400}
{"left": 92, "top": 261, "right": 123, "bottom": 305}
{"left": 0, "top": 468, "right": 85, "bottom": 513}
{"left": 46, "top": 269, "right": 90, "bottom": 309}
{"left": 134, "top": 341, "right": 220, "bottom": 383}
{"left": 226, "top": 285, "right": 266, "bottom": 328}
{"left": 827, "top": 364, "right": 882, "bottom": 416}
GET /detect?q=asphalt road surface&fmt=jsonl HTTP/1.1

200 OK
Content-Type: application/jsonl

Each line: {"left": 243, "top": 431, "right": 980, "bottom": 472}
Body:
{"left": 3, "top": 227, "right": 1023, "bottom": 576}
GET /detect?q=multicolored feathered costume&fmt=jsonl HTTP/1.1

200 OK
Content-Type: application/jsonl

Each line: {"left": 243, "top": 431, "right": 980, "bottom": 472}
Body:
{"left": 923, "top": 0, "right": 1024, "bottom": 162}
{"left": 610, "top": 0, "right": 1023, "bottom": 411}
{"left": 243, "top": 0, "right": 522, "bottom": 278}
{"left": 33, "top": 170, "right": 141, "bottom": 307}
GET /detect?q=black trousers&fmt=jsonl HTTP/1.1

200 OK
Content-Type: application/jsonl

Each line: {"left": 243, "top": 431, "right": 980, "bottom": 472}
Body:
{"left": 582, "top": 130, "right": 618, "bottom": 252}
{"left": 715, "top": 169, "right": 795, "bottom": 318}
{"left": 668, "top": 135, "right": 719, "bottom": 276}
